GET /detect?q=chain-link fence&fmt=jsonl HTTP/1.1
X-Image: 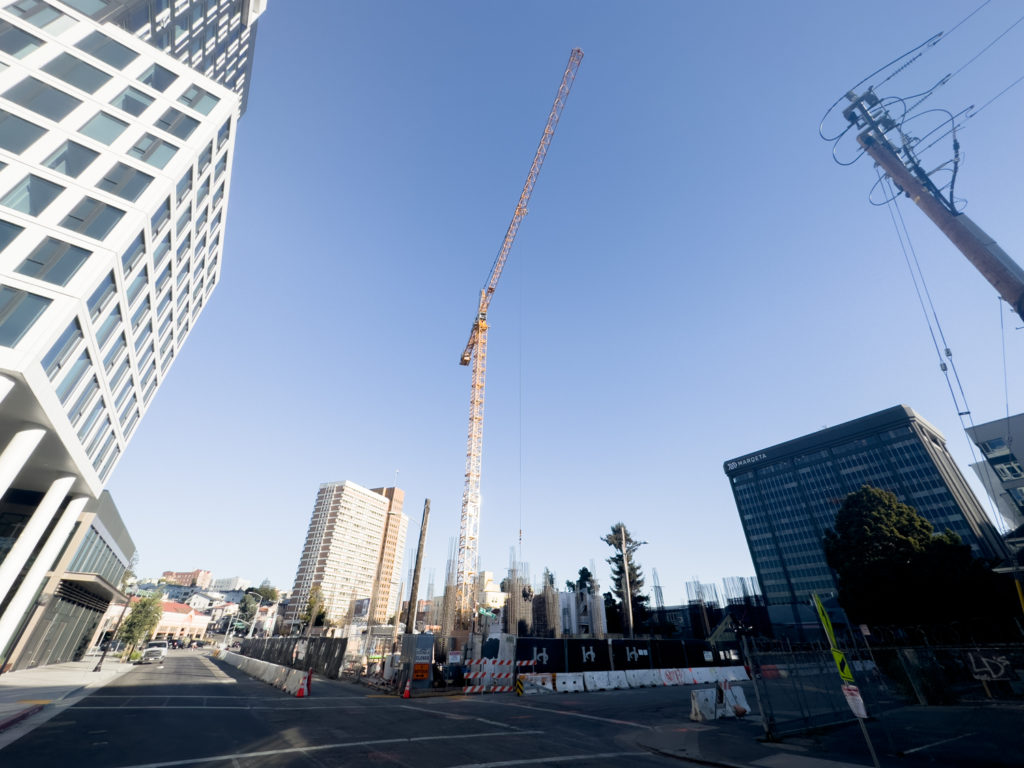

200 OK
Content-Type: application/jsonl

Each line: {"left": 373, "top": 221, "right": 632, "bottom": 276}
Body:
{"left": 743, "top": 637, "right": 1024, "bottom": 739}
{"left": 742, "top": 635, "right": 907, "bottom": 739}
{"left": 871, "top": 644, "right": 1024, "bottom": 705}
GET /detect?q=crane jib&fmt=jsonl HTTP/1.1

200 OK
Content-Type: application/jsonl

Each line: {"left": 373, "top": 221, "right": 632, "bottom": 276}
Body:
{"left": 447, "top": 47, "right": 583, "bottom": 632}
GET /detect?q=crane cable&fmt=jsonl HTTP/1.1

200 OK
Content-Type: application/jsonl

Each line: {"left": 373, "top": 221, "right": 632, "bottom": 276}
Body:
{"left": 877, "top": 169, "right": 1008, "bottom": 533}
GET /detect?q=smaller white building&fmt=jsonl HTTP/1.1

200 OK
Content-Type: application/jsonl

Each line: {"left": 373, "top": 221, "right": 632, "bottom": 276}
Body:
{"left": 212, "top": 577, "right": 250, "bottom": 592}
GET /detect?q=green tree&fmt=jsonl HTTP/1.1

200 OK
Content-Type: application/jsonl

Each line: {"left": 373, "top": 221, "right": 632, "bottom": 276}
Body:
{"left": 601, "top": 523, "right": 649, "bottom": 631}
{"left": 238, "top": 593, "right": 260, "bottom": 625}
{"left": 300, "top": 585, "right": 326, "bottom": 633}
{"left": 576, "top": 566, "right": 594, "bottom": 594}
{"left": 824, "top": 485, "right": 1016, "bottom": 628}
{"left": 252, "top": 580, "right": 279, "bottom": 603}
{"left": 117, "top": 591, "right": 164, "bottom": 656}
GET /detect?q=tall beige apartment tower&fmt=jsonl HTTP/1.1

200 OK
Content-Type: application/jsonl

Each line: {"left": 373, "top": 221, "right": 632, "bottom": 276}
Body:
{"left": 286, "top": 481, "right": 408, "bottom": 632}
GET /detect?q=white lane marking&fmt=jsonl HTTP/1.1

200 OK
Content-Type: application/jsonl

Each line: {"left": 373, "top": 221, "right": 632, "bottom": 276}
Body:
{"left": 110, "top": 729, "right": 545, "bottom": 768}
{"left": 902, "top": 732, "right": 974, "bottom": 755}
{"left": 75, "top": 704, "right": 402, "bottom": 711}
{"left": 450, "top": 753, "right": 650, "bottom": 767}
{"left": 471, "top": 700, "right": 653, "bottom": 730}
{"left": 398, "top": 704, "right": 522, "bottom": 731}
{"left": 86, "top": 694, "right": 361, "bottom": 700}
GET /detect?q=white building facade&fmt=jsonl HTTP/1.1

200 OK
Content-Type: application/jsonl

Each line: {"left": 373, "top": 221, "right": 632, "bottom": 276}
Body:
{"left": 0, "top": 0, "right": 255, "bottom": 665}
{"left": 287, "top": 482, "right": 408, "bottom": 631}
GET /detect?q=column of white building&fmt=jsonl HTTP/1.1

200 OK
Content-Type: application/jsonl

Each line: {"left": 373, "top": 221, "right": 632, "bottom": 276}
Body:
{"left": 0, "top": 0, "right": 243, "bottom": 662}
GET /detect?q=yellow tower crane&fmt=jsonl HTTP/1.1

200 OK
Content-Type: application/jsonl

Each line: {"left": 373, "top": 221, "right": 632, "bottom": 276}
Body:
{"left": 448, "top": 48, "right": 583, "bottom": 632}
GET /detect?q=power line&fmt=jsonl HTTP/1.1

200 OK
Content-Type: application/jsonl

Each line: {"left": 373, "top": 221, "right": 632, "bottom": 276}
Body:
{"left": 877, "top": 171, "right": 1008, "bottom": 533}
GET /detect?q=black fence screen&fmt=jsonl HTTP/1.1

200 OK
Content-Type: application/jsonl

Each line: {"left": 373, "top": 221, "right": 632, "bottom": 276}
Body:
{"left": 240, "top": 637, "right": 349, "bottom": 679}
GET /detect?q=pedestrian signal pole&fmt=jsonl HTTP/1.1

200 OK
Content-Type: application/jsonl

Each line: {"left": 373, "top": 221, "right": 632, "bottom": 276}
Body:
{"left": 814, "top": 594, "right": 879, "bottom": 768}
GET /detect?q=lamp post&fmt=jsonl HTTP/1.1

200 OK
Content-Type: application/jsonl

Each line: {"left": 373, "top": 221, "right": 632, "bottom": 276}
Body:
{"left": 244, "top": 590, "right": 266, "bottom": 640}
{"left": 94, "top": 591, "right": 132, "bottom": 672}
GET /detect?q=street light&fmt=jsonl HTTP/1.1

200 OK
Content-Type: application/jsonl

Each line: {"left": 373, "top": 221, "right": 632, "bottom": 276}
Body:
{"left": 94, "top": 590, "right": 132, "bottom": 672}
{"left": 244, "top": 590, "right": 266, "bottom": 640}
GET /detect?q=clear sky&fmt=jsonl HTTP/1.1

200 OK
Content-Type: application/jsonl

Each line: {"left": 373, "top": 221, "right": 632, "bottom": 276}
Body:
{"left": 107, "top": 1, "right": 1024, "bottom": 606}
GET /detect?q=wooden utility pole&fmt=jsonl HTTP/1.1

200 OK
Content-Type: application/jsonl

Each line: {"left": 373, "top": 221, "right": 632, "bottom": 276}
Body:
{"left": 620, "top": 527, "right": 634, "bottom": 639}
{"left": 403, "top": 499, "right": 430, "bottom": 633}
{"left": 844, "top": 90, "right": 1024, "bottom": 321}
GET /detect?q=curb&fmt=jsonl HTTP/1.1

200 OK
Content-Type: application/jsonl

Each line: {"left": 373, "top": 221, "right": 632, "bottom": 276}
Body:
{"left": 638, "top": 742, "right": 748, "bottom": 768}
{"left": 0, "top": 704, "right": 44, "bottom": 734}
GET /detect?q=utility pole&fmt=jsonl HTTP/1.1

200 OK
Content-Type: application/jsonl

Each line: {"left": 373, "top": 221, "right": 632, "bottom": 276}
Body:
{"left": 844, "top": 89, "right": 1024, "bottom": 322}
{"left": 620, "top": 527, "right": 634, "bottom": 639}
{"left": 404, "top": 499, "right": 430, "bottom": 634}
{"left": 94, "top": 594, "right": 131, "bottom": 672}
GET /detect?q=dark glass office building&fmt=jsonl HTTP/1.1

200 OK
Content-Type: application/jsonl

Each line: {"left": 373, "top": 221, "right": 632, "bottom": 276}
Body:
{"left": 724, "top": 405, "right": 1007, "bottom": 626}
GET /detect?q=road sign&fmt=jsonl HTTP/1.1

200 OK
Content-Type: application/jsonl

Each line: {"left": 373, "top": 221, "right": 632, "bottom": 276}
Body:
{"left": 812, "top": 594, "right": 837, "bottom": 648}
{"left": 813, "top": 594, "right": 855, "bottom": 683}
{"left": 831, "top": 648, "right": 855, "bottom": 683}
{"left": 842, "top": 684, "right": 867, "bottom": 719}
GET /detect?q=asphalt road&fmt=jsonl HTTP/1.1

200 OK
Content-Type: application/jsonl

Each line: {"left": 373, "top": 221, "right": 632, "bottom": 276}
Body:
{"left": 0, "top": 650, "right": 695, "bottom": 768}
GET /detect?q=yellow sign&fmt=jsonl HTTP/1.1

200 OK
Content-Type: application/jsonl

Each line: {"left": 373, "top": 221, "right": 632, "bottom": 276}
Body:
{"left": 814, "top": 594, "right": 855, "bottom": 683}
{"left": 812, "top": 594, "right": 836, "bottom": 648}
{"left": 831, "top": 648, "right": 855, "bottom": 683}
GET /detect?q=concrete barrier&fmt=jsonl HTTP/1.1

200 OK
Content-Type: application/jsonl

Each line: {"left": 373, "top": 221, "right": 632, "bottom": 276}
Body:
{"left": 690, "top": 682, "right": 750, "bottom": 721}
{"left": 660, "top": 668, "right": 687, "bottom": 686}
{"left": 282, "top": 668, "right": 305, "bottom": 695}
{"left": 690, "top": 689, "right": 717, "bottom": 721}
{"left": 625, "top": 669, "right": 660, "bottom": 688}
{"left": 607, "top": 670, "right": 629, "bottom": 690}
{"left": 220, "top": 651, "right": 311, "bottom": 698}
{"left": 722, "top": 666, "right": 750, "bottom": 681}
{"left": 692, "top": 667, "right": 714, "bottom": 684}
{"left": 584, "top": 671, "right": 612, "bottom": 691}
{"left": 518, "top": 673, "right": 555, "bottom": 694}
{"left": 554, "top": 673, "right": 584, "bottom": 693}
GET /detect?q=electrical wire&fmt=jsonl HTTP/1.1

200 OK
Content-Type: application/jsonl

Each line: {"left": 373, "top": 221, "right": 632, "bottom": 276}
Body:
{"left": 819, "top": 32, "right": 942, "bottom": 141}
{"left": 949, "top": 10, "right": 1024, "bottom": 82}
{"left": 820, "top": 0, "right": 993, "bottom": 142}
{"left": 968, "top": 71, "right": 1024, "bottom": 120}
{"left": 878, "top": 170, "right": 1008, "bottom": 533}
{"left": 999, "top": 301, "right": 1012, "bottom": 451}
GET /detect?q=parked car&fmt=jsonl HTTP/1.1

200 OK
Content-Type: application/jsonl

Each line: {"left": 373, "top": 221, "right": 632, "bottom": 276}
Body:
{"left": 141, "top": 640, "right": 168, "bottom": 664}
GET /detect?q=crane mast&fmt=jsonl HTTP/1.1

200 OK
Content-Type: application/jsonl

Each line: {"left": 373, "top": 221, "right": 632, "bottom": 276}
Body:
{"left": 449, "top": 48, "right": 583, "bottom": 631}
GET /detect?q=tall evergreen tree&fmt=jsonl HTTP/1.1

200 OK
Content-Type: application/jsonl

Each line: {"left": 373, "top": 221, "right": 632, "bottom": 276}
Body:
{"left": 601, "top": 523, "right": 649, "bottom": 631}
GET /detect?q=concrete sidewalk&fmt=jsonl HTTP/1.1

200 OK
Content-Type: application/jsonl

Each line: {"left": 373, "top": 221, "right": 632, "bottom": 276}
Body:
{"left": 636, "top": 701, "right": 1024, "bottom": 767}
{"left": 0, "top": 657, "right": 135, "bottom": 749}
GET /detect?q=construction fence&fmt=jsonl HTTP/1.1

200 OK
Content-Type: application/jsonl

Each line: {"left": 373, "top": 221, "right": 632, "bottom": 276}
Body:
{"left": 239, "top": 636, "right": 349, "bottom": 679}
{"left": 743, "top": 637, "right": 1024, "bottom": 739}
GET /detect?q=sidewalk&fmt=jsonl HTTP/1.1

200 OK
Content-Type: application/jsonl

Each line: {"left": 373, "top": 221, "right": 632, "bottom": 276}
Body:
{"left": 0, "top": 657, "right": 135, "bottom": 749}
{"left": 636, "top": 700, "right": 1024, "bottom": 768}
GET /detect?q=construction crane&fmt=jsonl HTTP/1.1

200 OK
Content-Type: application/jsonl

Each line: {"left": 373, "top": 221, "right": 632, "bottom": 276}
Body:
{"left": 450, "top": 48, "right": 583, "bottom": 630}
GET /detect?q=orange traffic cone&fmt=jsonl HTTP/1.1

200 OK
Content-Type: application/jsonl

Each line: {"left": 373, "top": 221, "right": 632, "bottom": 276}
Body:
{"left": 402, "top": 677, "right": 411, "bottom": 699}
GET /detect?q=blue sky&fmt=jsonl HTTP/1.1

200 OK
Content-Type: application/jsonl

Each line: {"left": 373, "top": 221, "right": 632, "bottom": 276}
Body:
{"left": 108, "top": 1, "right": 1024, "bottom": 606}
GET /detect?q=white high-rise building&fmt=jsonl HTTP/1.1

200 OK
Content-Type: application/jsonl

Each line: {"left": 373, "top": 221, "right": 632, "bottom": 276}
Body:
{"left": 0, "top": 0, "right": 265, "bottom": 666}
{"left": 287, "top": 482, "right": 409, "bottom": 631}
